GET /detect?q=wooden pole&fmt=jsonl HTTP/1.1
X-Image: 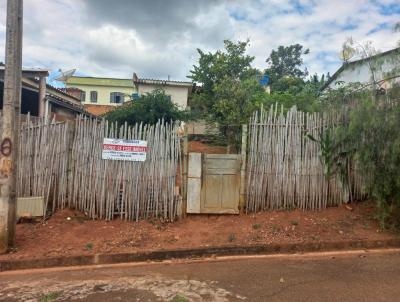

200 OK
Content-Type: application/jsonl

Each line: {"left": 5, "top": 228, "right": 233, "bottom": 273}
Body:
{"left": 182, "top": 125, "right": 188, "bottom": 217}
{"left": 0, "top": 0, "right": 23, "bottom": 253}
{"left": 38, "top": 76, "right": 46, "bottom": 118}
{"left": 239, "top": 124, "right": 247, "bottom": 211}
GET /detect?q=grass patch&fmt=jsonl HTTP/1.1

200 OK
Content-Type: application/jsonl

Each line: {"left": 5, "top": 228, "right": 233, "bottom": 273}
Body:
{"left": 228, "top": 233, "right": 236, "bottom": 242}
{"left": 39, "top": 292, "right": 60, "bottom": 302}
{"left": 85, "top": 242, "right": 93, "bottom": 251}
{"left": 252, "top": 223, "right": 261, "bottom": 230}
{"left": 290, "top": 220, "right": 299, "bottom": 226}
{"left": 271, "top": 224, "right": 281, "bottom": 234}
{"left": 310, "top": 235, "right": 320, "bottom": 241}
{"left": 362, "top": 222, "right": 371, "bottom": 229}
{"left": 171, "top": 295, "right": 189, "bottom": 302}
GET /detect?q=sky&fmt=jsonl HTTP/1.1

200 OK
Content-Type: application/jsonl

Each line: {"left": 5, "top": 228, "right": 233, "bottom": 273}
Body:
{"left": 0, "top": 0, "right": 399, "bottom": 83}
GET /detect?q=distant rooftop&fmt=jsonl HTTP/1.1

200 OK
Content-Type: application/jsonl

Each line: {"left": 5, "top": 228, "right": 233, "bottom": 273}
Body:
{"left": 66, "top": 76, "right": 133, "bottom": 88}
{"left": 0, "top": 66, "right": 49, "bottom": 77}
{"left": 66, "top": 73, "right": 193, "bottom": 88}
{"left": 323, "top": 46, "right": 400, "bottom": 90}
{"left": 133, "top": 73, "right": 192, "bottom": 87}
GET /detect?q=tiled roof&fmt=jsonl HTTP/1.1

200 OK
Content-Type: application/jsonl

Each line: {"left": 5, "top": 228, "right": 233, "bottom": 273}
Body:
{"left": 134, "top": 77, "right": 193, "bottom": 87}
{"left": 84, "top": 104, "right": 115, "bottom": 116}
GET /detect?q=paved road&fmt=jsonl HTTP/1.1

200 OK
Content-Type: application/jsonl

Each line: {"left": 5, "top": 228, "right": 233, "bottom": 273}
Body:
{"left": 1, "top": 249, "right": 400, "bottom": 301}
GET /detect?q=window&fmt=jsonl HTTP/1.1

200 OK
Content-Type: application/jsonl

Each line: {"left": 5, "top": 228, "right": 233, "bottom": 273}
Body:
{"left": 110, "top": 92, "right": 124, "bottom": 104}
{"left": 90, "top": 91, "right": 98, "bottom": 103}
{"left": 80, "top": 91, "right": 86, "bottom": 102}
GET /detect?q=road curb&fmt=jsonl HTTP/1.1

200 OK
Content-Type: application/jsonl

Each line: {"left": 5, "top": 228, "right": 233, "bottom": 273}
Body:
{"left": 1, "top": 238, "right": 400, "bottom": 272}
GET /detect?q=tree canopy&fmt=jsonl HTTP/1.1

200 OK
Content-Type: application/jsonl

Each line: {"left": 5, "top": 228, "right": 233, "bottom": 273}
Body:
{"left": 189, "top": 40, "right": 257, "bottom": 94}
{"left": 105, "top": 89, "right": 187, "bottom": 126}
{"left": 265, "top": 44, "right": 310, "bottom": 84}
{"left": 189, "top": 40, "right": 264, "bottom": 148}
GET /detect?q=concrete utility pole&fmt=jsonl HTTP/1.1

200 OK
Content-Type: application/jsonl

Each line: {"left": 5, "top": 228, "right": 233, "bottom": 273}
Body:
{"left": 0, "top": 0, "right": 23, "bottom": 254}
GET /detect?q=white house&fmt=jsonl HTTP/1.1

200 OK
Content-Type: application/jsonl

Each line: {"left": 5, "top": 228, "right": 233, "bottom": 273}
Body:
{"left": 323, "top": 47, "right": 400, "bottom": 91}
{"left": 133, "top": 73, "right": 193, "bottom": 109}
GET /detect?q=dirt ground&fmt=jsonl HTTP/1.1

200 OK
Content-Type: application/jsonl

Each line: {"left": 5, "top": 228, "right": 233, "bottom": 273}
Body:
{"left": 188, "top": 140, "right": 229, "bottom": 154}
{"left": 0, "top": 202, "right": 397, "bottom": 261}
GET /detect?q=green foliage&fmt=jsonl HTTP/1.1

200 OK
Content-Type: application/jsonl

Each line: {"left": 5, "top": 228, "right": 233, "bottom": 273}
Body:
{"left": 315, "top": 84, "right": 400, "bottom": 229}
{"left": 262, "top": 44, "right": 325, "bottom": 113}
{"left": 212, "top": 77, "right": 265, "bottom": 148}
{"left": 85, "top": 242, "right": 93, "bottom": 251}
{"left": 261, "top": 87, "right": 320, "bottom": 113}
{"left": 270, "top": 76, "right": 305, "bottom": 93}
{"left": 189, "top": 40, "right": 257, "bottom": 94}
{"left": 306, "top": 127, "right": 354, "bottom": 200}
{"left": 39, "top": 292, "right": 60, "bottom": 302}
{"left": 346, "top": 98, "right": 400, "bottom": 228}
{"left": 189, "top": 40, "right": 264, "bottom": 147}
{"left": 105, "top": 89, "right": 188, "bottom": 126}
{"left": 265, "top": 44, "right": 309, "bottom": 86}
{"left": 171, "top": 295, "right": 189, "bottom": 302}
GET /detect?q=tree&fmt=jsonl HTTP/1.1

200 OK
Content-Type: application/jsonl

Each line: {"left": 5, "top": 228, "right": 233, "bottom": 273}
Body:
{"left": 189, "top": 40, "right": 259, "bottom": 114}
{"left": 189, "top": 40, "right": 264, "bottom": 148}
{"left": 105, "top": 89, "right": 187, "bottom": 126}
{"left": 212, "top": 77, "right": 265, "bottom": 148}
{"left": 265, "top": 44, "right": 310, "bottom": 85}
{"left": 189, "top": 40, "right": 256, "bottom": 92}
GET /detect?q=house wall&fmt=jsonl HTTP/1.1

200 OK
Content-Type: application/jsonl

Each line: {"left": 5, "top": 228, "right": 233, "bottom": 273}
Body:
{"left": 328, "top": 51, "right": 400, "bottom": 89}
{"left": 66, "top": 77, "right": 135, "bottom": 106}
{"left": 51, "top": 105, "right": 75, "bottom": 122}
{"left": 137, "top": 84, "right": 190, "bottom": 108}
{"left": 0, "top": 81, "right": 39, "bottom": 116}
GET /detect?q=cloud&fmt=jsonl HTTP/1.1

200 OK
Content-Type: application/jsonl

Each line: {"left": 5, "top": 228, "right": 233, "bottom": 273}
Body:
{"left": 0, "top": 0, "right": 398, "bottom": 81}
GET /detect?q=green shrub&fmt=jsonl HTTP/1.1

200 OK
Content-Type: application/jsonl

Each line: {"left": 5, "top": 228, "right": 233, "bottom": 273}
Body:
{"left": 105, "top": 89, "right": 189, "bottom": 126}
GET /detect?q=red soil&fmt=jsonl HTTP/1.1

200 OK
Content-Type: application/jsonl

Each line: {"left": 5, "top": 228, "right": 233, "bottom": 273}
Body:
{"left": 0, "top": 202, "right": 396, "bottom": 261}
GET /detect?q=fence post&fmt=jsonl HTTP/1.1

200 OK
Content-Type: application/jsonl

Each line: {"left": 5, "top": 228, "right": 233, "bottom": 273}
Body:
{"left": 181, "top": 125, "right": 188, "bottom": 217}
{"left": 66, "top": 119, "right": 76, "bottom": 208}
{"left": 239, "top": 124, "right": 247, "bottom": 212}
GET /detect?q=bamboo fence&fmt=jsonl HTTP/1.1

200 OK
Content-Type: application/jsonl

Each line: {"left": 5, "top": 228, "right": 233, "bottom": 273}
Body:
{"left": 17, "top": 114, "right": 70, "bottom": 214}
{"left": 246, "top": 105, "right": 364, "bottom": 212}
{"left": 16, "top": 115, "right": 181, "bottom": 221}
{"left": 67, "top": 118, "right": 181, "bottom": 222}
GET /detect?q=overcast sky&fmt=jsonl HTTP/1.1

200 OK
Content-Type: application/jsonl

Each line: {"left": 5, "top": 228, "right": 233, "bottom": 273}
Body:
{"left": 0, "top": 0, "right": 399, "bottom": 82}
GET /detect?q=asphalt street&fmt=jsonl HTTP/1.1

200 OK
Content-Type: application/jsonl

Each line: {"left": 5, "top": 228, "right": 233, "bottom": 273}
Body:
{"left": 1, "top": 249, "right": 400, "bottom": 301}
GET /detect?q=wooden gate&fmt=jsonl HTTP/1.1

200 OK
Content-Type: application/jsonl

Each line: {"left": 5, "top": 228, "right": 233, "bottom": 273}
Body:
{"left": 187, "top": 153, "right": 241, "bottom": 214}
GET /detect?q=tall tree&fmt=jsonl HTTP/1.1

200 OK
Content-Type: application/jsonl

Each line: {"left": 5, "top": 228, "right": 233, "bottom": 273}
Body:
{"left": 189, "top": 40, "right": 256, "bottom": 93}
{"left": 189, "top": 40, "right": 259, "bottom": 114}
{"left": 265, "top": 44, "right": 310, "bottom": 82}
{"left": 189, "top": 40, "right": 264, "bottom": 148}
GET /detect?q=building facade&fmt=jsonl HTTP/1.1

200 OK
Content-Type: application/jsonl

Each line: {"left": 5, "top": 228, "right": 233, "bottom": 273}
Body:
{"left": 65, "top": 76, "right": 134, "bottom": 106}
{"left": 133, "top": 73, "right": 192, "bottom": 109}
{"left": 323, "top": 47, "right": 400, "bottom": 90}
{"left": 65, "top": 74, "right": 193, "bottom": 116}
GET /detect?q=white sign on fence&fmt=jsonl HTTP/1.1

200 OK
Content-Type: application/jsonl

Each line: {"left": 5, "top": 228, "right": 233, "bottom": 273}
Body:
{"left": 102, "top": 138, "right": 148, "bottom": 161}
